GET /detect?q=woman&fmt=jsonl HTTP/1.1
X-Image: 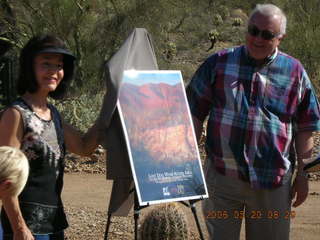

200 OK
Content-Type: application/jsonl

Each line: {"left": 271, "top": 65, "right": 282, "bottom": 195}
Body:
{"left": 0, "top": 35, "right": 101, "bottom": 240}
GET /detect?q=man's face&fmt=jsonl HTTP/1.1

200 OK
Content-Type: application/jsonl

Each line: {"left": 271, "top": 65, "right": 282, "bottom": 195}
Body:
{"left": 246, "top": 13, "right": 283, "bottom": 60}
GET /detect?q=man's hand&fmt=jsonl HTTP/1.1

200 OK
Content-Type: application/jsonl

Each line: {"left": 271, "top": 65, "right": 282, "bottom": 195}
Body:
{"left": 293, "top": 131, "right": 313, "bottom": 207}
{"left": 291, "top": 173, "right": 309, "bottom": 207}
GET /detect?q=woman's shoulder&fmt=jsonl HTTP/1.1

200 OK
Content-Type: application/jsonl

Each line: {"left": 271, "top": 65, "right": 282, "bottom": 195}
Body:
{"left": 1, "top": 98, "right": 30, "bottom": 113}
{"left": 11, "top": 98, "right": 29, "bottom": 109}
{"left": 0, "top": 98, "right": 31, "bottom": 124}
{"left": 0, "top": 105, "right": 23, "bottom": 143}
{"left": 0, "top": 106, "right": 21, "bottom": 122}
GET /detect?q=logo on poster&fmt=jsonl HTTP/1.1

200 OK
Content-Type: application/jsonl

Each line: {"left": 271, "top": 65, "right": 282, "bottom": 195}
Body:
{"left": 163, "top": 186, "right": 170, "bottom": 196}
{"left": 177, "top": 184, "right": 185, "bottom": 194}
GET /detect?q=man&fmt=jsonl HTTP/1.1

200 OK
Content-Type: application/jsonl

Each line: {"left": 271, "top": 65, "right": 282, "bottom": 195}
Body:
{"left": 187, "top": 4, "right": 320, "bottom": 240}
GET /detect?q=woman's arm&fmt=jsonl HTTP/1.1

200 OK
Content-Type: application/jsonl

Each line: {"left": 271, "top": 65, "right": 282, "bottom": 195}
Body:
{"left": 2, "top": 196, "right": 34, "bottom": 240}
{"left": 0, "top": 108, "right": 23, "bottom": 147}
{"left": 0, "top": 108, "right": 34, "bottom": 239}
{"left": 63, "top": 121, "right": 100, "bottom": 157}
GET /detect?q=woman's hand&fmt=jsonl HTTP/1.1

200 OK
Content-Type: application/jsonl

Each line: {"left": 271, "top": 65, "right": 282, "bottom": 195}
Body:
{"left": 2, "top": 196, "right": 34, "bottom": 240}
{"left": 13, "top": 226, "right": 35, "bottom": 240}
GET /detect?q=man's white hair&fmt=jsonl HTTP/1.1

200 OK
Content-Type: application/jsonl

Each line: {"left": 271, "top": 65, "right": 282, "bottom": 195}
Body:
{"left": 0, "top": 146, "right": 29, "bottom": 197}
{"left": 249, "top": 4, "right": 287, "bottom": 36}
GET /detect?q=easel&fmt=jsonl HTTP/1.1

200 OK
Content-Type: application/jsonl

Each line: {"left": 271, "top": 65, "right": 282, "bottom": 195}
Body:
{"left": 104, "top": 188, "right": 205, "bottom": 240}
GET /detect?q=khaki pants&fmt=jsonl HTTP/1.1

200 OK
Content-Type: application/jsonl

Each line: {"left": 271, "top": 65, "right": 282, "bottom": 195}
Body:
{"left": 203, "top": 160, "right": 292, "bottom": 240}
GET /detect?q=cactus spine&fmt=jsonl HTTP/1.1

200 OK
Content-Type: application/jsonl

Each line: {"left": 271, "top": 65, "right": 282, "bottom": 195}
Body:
{"left": 140, "top": 203, "right": 189, "bottom": 240}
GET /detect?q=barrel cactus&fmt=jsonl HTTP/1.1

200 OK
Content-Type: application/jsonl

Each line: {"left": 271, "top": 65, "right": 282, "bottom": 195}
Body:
{"left": 140, "top": 203, "right": 189, "bottom": 240}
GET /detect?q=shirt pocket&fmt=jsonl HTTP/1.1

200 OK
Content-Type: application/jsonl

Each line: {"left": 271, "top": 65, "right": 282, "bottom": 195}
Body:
{"left": 263, "top": 82, "right": 294, "bottom": 121}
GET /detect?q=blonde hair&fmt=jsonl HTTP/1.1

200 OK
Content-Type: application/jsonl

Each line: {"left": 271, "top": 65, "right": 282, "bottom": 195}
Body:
{"left": 0, "top": 146, "right": 29, "bottom": 197}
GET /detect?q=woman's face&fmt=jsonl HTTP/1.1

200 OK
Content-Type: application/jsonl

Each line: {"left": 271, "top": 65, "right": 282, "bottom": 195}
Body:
{"left": 33, "top": 53, "right": 64, "bottom": 94}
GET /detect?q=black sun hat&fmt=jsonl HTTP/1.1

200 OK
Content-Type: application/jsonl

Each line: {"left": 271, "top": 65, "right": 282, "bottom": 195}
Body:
{"left": 37, "top": 45, "right": 76, "bottom": 61}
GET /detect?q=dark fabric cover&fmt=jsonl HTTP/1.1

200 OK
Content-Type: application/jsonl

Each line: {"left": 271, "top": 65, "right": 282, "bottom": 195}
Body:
{"left": 99, "top": 28, "right": 158, "bottom": 216}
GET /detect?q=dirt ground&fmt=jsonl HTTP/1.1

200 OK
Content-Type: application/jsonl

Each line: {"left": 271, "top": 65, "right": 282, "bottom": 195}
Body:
{"left": 61, "top": 173, "right": 320, "bottom": 240}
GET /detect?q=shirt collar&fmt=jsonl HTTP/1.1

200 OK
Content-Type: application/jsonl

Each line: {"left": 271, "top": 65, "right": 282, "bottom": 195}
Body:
{"left": 243, "top": 46, "right": 278, "bottom": 67}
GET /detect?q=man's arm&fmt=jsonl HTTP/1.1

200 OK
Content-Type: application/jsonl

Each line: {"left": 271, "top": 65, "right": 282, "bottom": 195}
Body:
{"left": 192, "top": 116, "right": 204, "bottom": 142}
{"left": 292, "top": 130, "right": 313, "bottom": 207}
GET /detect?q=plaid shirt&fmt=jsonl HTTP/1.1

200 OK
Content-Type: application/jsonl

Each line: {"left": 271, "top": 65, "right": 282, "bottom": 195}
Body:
{"left": 187, "top": 45, "right": 320, "bottom": 189}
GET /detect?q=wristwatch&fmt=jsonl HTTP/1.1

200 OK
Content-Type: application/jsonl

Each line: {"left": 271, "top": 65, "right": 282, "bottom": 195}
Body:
{"left": 296, "top": 170, "right": 309, "bottom": 178}
{"left": 303, "top": 156, "right": 320, "bottom": 172}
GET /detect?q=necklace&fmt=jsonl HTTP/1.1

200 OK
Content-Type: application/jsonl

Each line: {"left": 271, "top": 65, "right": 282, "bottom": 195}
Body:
{"left": 21, "top": 96, "right": 52, "bottom": 121}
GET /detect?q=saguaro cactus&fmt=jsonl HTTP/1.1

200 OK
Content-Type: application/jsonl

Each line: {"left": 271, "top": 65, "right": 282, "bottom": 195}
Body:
{"left": 140, "top": 203, "right": 189, "bottom": 240}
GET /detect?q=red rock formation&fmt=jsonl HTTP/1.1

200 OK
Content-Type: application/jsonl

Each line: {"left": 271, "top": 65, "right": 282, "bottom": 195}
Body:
{"left": 119, "top": 82, "right": 198, "bottom": 165}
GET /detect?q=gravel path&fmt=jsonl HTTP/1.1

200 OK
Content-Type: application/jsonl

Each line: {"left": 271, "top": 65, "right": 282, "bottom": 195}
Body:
{"left": 63, "top": 147, "right": 205, "bottom": 240}
{"left": 63, "top": 134, "right": 320, "bottom": 240}
{"left": 64, "top": 205, "right": 202, "bottom": 240}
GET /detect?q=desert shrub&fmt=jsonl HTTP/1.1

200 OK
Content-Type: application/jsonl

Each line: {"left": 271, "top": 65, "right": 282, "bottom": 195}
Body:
{"left": 208, "top": 29, "right": 220, "bottom": 41}
{"left": 232, "top": 17, "right": 243, "bottom": 26}
{"left": 2, "top": 0, "right": 320, "bottom": 105}
{"left": 280, "top": 0, "right": 320, "bottom": 86}
{"left": 218, "top": 5, "right": 230, "bottom": 20}
{"left": 164, "top": 42, "right": 177, "bottom": 61}
{"left": 51, "top": 92, "right": 104, "bottom": 132}
{"left": 213, "top": 14, "right": 223, "bottom": 26}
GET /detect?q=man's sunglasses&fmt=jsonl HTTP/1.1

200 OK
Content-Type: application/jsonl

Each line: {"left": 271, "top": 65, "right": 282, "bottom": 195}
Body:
{"left": 248, "top": 25, "right": 279, "bottom": 40}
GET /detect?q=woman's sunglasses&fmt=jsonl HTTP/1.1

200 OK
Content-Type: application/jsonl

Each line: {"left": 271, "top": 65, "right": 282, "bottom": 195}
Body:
{"left": 248, "top": 25, "right": 280, "bottom": 40}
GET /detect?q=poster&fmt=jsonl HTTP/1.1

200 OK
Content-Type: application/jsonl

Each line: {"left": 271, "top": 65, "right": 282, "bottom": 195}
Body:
{"left": 117, "top": 70, "right": 208, "bottom": 206}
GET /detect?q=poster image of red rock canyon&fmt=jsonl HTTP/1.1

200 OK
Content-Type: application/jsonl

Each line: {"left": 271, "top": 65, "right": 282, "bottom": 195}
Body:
{"left": 118, "top": 70, "right": 208, "bottom": 205}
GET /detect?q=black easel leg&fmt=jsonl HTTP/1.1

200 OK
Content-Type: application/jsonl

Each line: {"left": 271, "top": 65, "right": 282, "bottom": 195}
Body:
{"left": 134, "top": 193, "right": 140, "bottom": 240}
{"left": 134, "top": 209, "right": 140, "bottom": 240}
{"left": 189, "top": 201, "right": 205, "bottom": 240}
{"left": 104, "top": 214, "right": 112, "bottom": 240}
{"left": 107, "top": 188, "right": 146, "bottom": 240}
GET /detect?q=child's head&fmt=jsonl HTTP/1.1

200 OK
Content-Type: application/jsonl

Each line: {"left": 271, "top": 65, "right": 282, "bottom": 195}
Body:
{"left": 0, "top": 146, "right": 29, "bottom": 199}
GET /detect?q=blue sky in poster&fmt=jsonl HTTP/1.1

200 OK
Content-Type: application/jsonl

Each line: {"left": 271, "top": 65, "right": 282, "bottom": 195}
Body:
{"left": 123, "top": 70, "right": 182, "bottom": 86}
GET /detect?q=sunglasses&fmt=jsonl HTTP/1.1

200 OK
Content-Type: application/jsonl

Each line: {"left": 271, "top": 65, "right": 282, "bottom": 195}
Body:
{"left": 38, "top": 62, "right": 63, "bottom": 72}
{"left": 248, "top": 25, "right": 279, "bottom": 40}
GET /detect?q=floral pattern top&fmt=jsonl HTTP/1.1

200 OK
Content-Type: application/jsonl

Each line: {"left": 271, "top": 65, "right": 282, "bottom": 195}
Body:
{"left": 1, "top": 98, "right": 68, "bottom": 234}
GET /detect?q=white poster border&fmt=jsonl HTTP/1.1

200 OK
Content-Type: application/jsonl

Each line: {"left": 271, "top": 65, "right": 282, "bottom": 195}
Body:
{"left": 117, "top": 70, "right": 208, "bottom": 206}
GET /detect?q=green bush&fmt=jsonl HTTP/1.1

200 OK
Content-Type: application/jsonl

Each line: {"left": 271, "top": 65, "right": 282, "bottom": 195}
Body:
{"left": 2, "top": 0, "right": 320, "bottom": 110}
{"left": 51, "top": 92, "right": 104, "bottom": 132}
{"left": 213, "top": 14, "right": 223, "bottom": 26}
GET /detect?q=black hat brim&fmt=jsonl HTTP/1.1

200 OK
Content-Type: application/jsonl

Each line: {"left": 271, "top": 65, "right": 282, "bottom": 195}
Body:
{"left": 37, "top": 46, "right": 75, "bottom": 60}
